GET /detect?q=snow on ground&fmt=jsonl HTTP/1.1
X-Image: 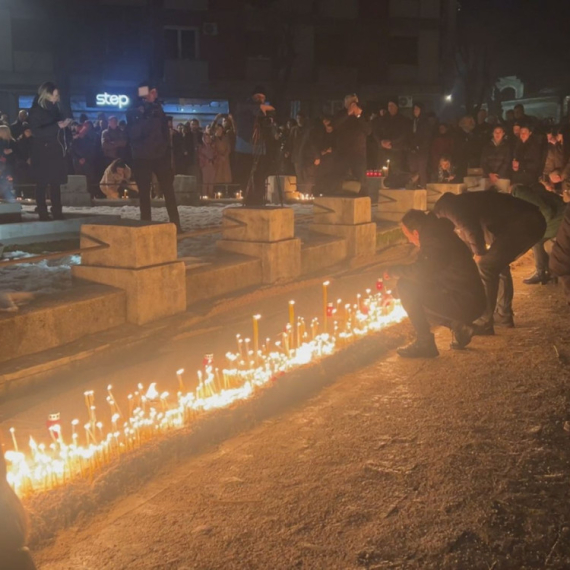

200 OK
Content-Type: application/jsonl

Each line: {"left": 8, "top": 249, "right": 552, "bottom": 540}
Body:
{"left": 5, "top": 204, "right": 315, "bottom": 296}
{"left": 0, "top": 251, "right": 80, "bottom": 297}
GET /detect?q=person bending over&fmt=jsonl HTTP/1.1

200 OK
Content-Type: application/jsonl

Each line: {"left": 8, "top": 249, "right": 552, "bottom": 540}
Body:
{"left": 434, "top": 191, "right": 546, "bottom": 335}
{"left": 384, "top": 210, "right": 486, "bottom": 358}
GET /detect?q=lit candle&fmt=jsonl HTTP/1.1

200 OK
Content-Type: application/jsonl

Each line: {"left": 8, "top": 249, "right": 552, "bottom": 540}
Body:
{"left": 288, "top": 301, "right": 295, "bottom": 348}
{"left": 9, "top": 427, "right": 18, "bottom": 452}
{"left": 176, "top": 369, "right": 185, "bottom": 391}
{"left": 323, "top": 281, "right": 330, "bottom": 333}
{"left": 252, "top": 315, "right": 261, "bottom": 364}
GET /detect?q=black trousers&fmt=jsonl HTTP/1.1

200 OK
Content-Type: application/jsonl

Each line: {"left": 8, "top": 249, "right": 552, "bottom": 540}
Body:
{"left": 332, "top": 153, "right": 368, "bottom": 196}
{"left": 532, "top": 238, "right": 550, "bottom": 273}
{"left": 408, "top": 150, "right": 429, "bottom": 187}
{"left": 477, "top": 215, "right": 546, "bottom": 325}
{"left": 398, "top": 278, "right": 485, "bottom": 338}
{"left": 132, "top": 156, "right": 180, "bottom": 228}
{"left": 36, "top": 183, "right": 61, "bottom": 216}
{"left": 235, "top": 152, "right": 269, "bottom": 205}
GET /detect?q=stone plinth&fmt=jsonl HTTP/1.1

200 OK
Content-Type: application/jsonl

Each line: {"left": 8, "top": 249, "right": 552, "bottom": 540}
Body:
{"left": 75, "top": 221, "right": 186, "bottom": 325}
{"left": 217, "top": 207, "right": 300, "bottom": 283}
{"left": 426, "top": 183, "right": 467, "bottom": 210}
{"left": 61, "top": 175, "right": 91, "bottom": 207}
{"left": 221, "top": 206, "right": 294, "bottom": 242}
{"left": 174, "top": 175, "right": 200, "bottom": 206}
{"left": 73, "top": 262, "right": 186, "bottom": 326}
{"left": 464, "top": 176, "right": 491, "bottom": 192}
{"left": 313, "top": 197, "right": 372, "bottom": 225}
{"left": 80, "top": 221, "right": 178, "bottom": 269}
{"left": 0, "top": 202, "right": 22, "bottom": 223}
{"left": 309, "top": 197, "right": 376, "bottom": 258}
{"left": 376, "top": 189, "right": 427, "bottom": 223}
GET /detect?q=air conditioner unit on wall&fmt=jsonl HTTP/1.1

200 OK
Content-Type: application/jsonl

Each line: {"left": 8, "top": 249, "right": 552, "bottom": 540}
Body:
{"left": 203, "top": 23, "right": 218, "bottom": 36}
{"left": 398, "top": 96, "right": 413, "bottom": 108}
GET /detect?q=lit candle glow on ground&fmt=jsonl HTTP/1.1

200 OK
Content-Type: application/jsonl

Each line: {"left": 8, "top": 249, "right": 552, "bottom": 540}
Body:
{"left": 3, "top": 280, "right": 406, "bottom": 498}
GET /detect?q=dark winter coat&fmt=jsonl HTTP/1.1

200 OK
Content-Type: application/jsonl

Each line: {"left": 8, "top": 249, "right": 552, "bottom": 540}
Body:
{"left": 430, "top": 133, "right": 455, "bottom": 172}
{"left": 433, "top": 191, "right": 545, "bottom": 256}
{"left": 390, "top": 214, "right": 486, "bottom": 315}
{"left": 511, "top": 183, "right": 565, "bottom": 240}
{"left": 453, "top": 129, "right": 480, "bottom": 179}
{"left": 101, "top": 126, "right": 128, "bottom": 161}
{"left": 333, "top": 110, "right": 372, "bottom": 158}
{"left": 287, "top": 124, "right": 311, "bottom": 165}
{"left": 410, "top": 114, "right": 433, "bottom": 152}
{"left": 550, "top": 204, "right": 570, "bottom": 277}
{"left": 28, "top": 99, "right": 68, "bottom": 186}
{"left": 543, "top": 142, "right": 566, "bottom": 177}
{"left": 10, "top": 120, "right": 26, "bottom": 140}
{"left": 374, "top": 112, "right": 410, "bottom": 152}
{"left": 512, "top": 135, "right": 542, "bottom": 185}
{"left": 126, "top": 100, "right": 170, "bottom": 161}
{"left": 481, "top": 140, "right": 512, "bottom": 179}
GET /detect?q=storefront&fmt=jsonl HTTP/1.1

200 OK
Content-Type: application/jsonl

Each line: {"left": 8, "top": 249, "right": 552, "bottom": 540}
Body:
{"left": 19, "top": 92, "right": 230, "bottom": 127}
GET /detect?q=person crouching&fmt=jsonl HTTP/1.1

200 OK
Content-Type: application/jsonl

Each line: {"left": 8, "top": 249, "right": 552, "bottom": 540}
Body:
{"left": 99, "top": 159, "right": 139, "bottom": 200}
{"left": 385, "top": 210, "right": 486, "bottom": 358}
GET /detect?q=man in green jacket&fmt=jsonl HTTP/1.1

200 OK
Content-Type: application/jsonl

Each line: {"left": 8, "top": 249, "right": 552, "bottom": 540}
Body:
{"left": 510, "top": 182, "right": 566, "bottom": 284}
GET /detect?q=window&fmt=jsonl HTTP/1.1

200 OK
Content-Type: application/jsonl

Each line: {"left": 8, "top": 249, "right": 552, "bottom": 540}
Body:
{"left": 389, "top": 36, "right": 418, "bottom": 65}
{"left": 315, "top": 33, "right": 348, "bottom": 67}
{"left": 164, "top": 26, "right": 198, "bottom": 60}
{"left": 245, "top": 31, "right": 271, "bottom": 59}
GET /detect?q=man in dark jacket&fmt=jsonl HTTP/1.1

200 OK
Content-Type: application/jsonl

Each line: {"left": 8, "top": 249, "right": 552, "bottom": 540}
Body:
{"left": 385, "top": 210, "right": 486, "bottom": 358}
{"left": 481, "top": 125, "right": 511, "bottom": 186}
{"left": 286, "top": 113, "right": 313, "bottom": 195}
{"left": 550, "top": 204, "right": 570, "bottom": 303}
{"left": 408, "top": 102, "right": 433, "bottom": 187}
{"left": 434, "top": 191, "right": 546, "bottom": 334}
{"left": 331, "top": 94, "right": 371, "bottom": 196}
{"left": 511, "top": 182, "right": 565, "bottom": 284}
{"left": 10, "top": 110, "right": 28, "bottom": 140}
{"left": 101, "top": 116, "right": 128, "bottom": 166}
{"left": 512, "top": 125, "right": 542, "bottom": 185}
{"left": 374, "top": 98, "right": 410, "bottom": 174}
{"left": 127, "top": 81, "right": 180, "bottom": 228}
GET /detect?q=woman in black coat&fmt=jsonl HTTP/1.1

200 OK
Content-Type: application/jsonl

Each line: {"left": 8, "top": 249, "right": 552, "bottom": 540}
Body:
{"left": 28, "top": 82, "right": 71, "bottom": 220}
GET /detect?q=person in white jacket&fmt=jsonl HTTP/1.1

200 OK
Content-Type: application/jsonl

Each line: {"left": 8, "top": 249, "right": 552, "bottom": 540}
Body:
{"left": 99, "top": 159, "right": 138, "bottom": 199}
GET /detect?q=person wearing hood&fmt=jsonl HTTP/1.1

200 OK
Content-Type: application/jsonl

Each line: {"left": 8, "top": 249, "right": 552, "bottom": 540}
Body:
{"left": 434, "top": 191, "right": 546, "bottom": 335}
{"left": 27, "top": 82, "right": 71, "bottom": 220}
{"left": 512, "top": 124, "right": 542, "bottom": 185}
{"left": 384, "top": 209, "right": 486, "bottom": 358}
{"left": 374, "top": 97, "right": 410, "bottom": 175}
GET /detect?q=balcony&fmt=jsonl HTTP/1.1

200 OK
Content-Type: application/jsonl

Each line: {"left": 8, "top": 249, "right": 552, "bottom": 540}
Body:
{"left": 164, "top": 59, "right": 209, "bottom": 87}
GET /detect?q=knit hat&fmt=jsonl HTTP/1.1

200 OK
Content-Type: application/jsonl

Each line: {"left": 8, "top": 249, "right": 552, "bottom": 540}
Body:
{"left": 387, "top": 96, "right": 399, "bottom": 107}
{"left": 252, "top": 85, "right": 267, "bottom": 97}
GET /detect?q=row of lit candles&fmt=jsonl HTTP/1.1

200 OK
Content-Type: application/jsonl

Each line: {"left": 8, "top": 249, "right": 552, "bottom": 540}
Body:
{"left": 3, "top": 279, "right": 405, "bottom": 497}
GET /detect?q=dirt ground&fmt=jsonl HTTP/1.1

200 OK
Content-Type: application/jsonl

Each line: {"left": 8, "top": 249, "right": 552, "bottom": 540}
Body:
{"left": 34, "top": 259, "right": 570, "bottom": 570}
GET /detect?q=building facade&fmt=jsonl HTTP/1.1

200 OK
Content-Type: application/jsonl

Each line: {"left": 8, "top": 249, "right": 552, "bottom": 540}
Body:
{"left": 0, "top": 0, "right": 457, "bottom": 123}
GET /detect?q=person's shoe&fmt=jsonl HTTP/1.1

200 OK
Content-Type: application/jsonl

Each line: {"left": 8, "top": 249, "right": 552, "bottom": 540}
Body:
{"left": 38, "top": 212, "right": 51, "bottom": 221}
{"left": 494, "top": 313, "right": 515, "bottom": 328}
{"left": 523, "top": 271, "right": 552, "bottom": 285}
{"left": 472, "top": 322, "right": 495, "bottom": 336}
{"left": 52, "top": 212, "right": 65, "bottom": 221}
{"left": 450, "top": 324, "right": 474, "bottom": 350}
{"left": 397, "top": 334, "right": 439, "bottom": 359}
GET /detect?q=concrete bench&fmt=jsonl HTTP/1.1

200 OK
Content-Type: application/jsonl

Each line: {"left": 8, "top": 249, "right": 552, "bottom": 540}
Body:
{"left": 376, "top": 188, "right": 427, "bottom": 223}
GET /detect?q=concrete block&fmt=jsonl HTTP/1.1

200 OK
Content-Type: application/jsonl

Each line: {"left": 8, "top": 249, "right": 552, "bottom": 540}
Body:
{"left": 221, "top": 206, "right": 294, "bottom": 242}
{"left": 61, "top": 175, "right": 91, "bottom": 207}
{"left": 468, "top": 168, "right": 484, "bottom": 176}
{"left": 313, "top": 196, "right": 372, "bottom": 225}
{"left": 376, "top": 189, "right": 427, "bottom": 223}
{"left": 80, "top": 221, "right": 178, "bottom": 269}
{"left": 0, "top": 202, "right": 21, "bottom": 223}
{"left": 73, "top": 261, "right": 186, "bottom": 325}
{"left": 464, "top": 176, "right": 491, "bottom": 192}
{"left": 186, "top": 254, "right": 263, "bottom": 305}
{"left": 217, "top": 238, "right": 301, "bottom": 283}
{"left": 301, "top": 235, "right": 347, "bottom": 274}
{"left": 310, "top": 223, "right": 376, "bottom": 258}
{"left": 0, "top": 285, "right": 126, "bottom": 364}
{"left": 426, "top": 183, "right": 467, "bottom": 210}
{"left": 174, "top": 175, "right": 200, "bottom": 206}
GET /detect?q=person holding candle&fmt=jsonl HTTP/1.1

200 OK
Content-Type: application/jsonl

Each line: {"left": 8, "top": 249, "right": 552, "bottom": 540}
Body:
{"left": 384, "top": 209, "right": 486, "bottom": 358}
{"left": 0, "top": 452, "right": 37, "bottom": 569}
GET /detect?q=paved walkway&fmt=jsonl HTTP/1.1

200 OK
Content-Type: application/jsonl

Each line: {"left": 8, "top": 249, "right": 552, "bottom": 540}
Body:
{"left": 31, "top": 258, "right": 570, "bottom": 569}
